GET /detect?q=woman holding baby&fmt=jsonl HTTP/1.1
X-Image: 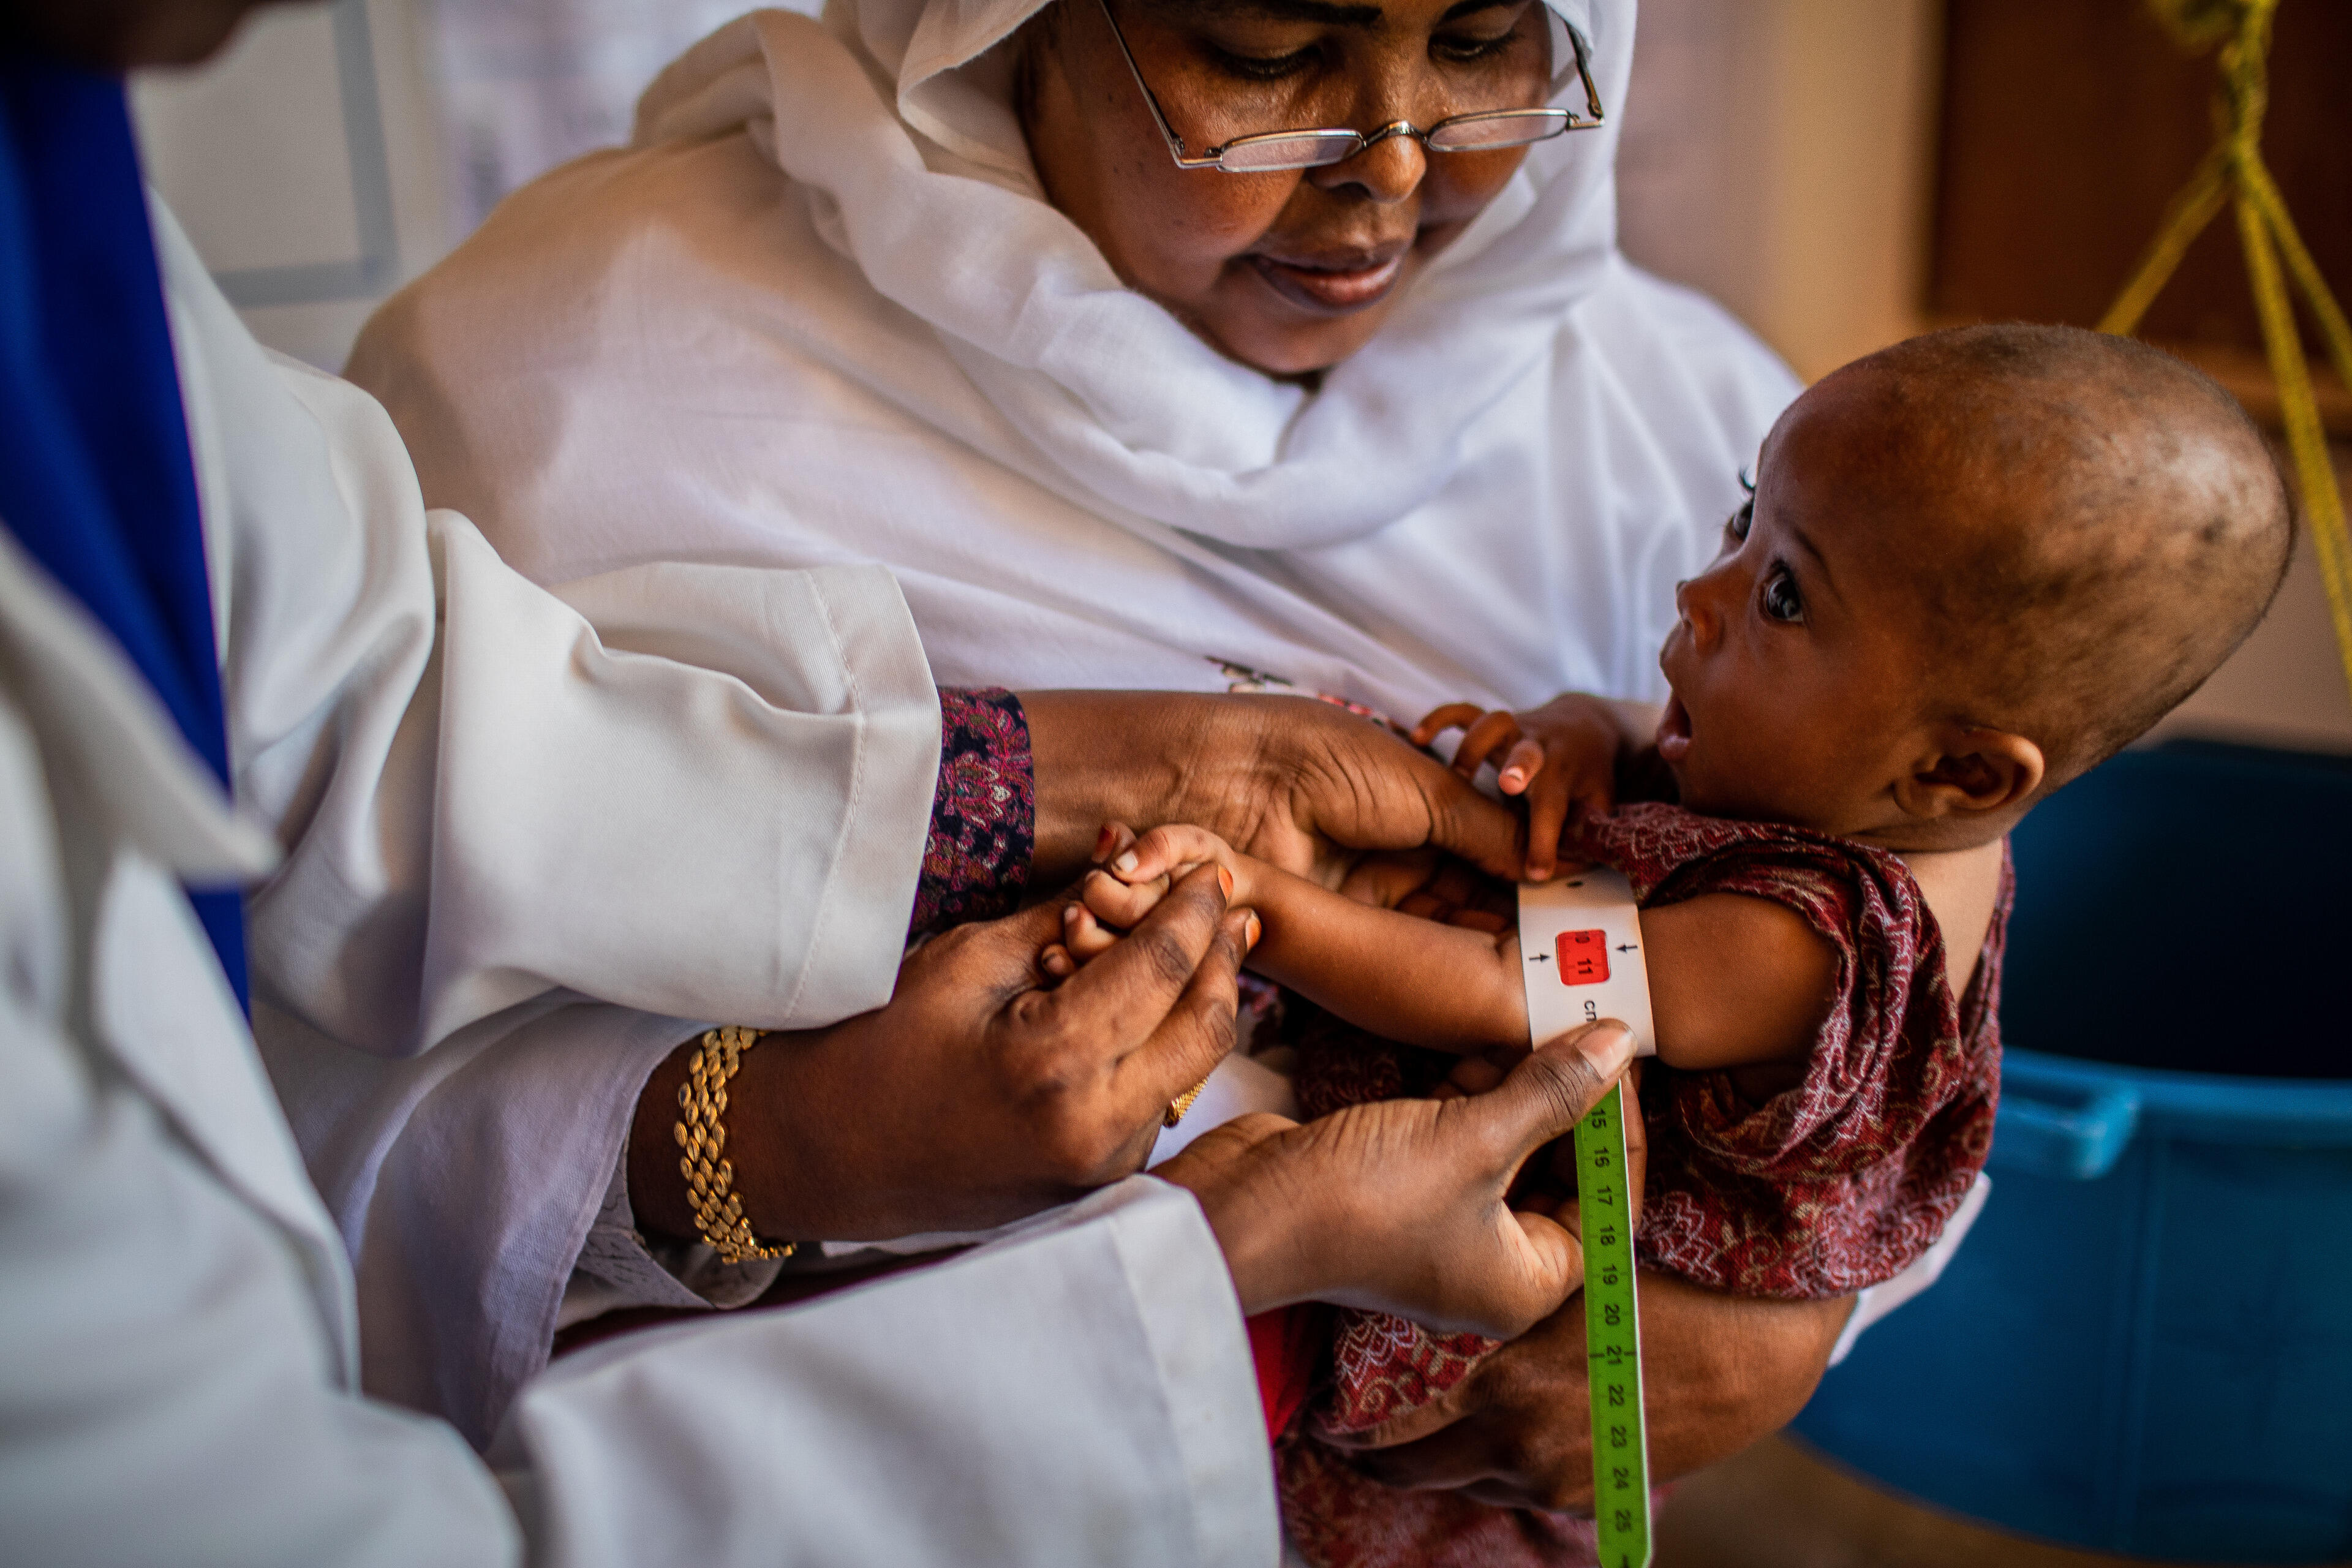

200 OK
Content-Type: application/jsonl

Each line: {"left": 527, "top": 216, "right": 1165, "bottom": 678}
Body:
{"left": 312, "top": 0, "right": 1861, "bottom": 1550}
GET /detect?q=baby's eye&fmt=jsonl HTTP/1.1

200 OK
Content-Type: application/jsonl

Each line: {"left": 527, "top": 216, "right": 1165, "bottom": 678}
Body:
{"left": 1759, "top": 565, "right": 1804, "bottom": 624}
{"left": 1725, "top": 497, "right": 1754, "bottom": 543}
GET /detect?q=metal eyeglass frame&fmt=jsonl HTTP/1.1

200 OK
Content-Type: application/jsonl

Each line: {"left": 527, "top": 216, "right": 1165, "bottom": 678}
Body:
{"left": 1093, "top": 0, "right": 1605, "bottom": 173}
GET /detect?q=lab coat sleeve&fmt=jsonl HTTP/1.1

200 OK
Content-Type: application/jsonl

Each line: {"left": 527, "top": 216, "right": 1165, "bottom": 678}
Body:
{"left": 161, "top": 209, "right": 945, "bottom": 1053}
{"left": 496, "top": 1180, "right": 1277, "bottom": 1568}
{"left": 151, "top": 203, "right": 949, "bottom": 1436}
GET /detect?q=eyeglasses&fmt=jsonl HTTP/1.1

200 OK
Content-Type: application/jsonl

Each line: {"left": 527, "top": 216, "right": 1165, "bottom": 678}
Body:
{"left": 1093, "top": 0, "right": 1605, "bottom": 175}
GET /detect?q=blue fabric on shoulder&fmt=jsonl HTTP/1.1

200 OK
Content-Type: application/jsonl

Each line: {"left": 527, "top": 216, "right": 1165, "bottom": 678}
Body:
{"left": 0, "top": 55, "right": 248, "bottom": 1009}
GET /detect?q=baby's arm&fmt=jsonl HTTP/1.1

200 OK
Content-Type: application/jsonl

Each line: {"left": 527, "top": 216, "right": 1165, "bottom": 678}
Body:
{"left": 1086, "top": 828, "right": 1841, "bottom": 1078}
{"left": 1635, "top": 896, "right": 1838, "bottom": 1084}
{"left": 1079, "top": 826, "right": 1532, "bottom": 1055}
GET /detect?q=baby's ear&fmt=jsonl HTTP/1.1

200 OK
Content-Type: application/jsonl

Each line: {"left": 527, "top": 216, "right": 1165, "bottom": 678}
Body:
{"left": 1894, "top": 726, "right": 2045, "bottom": 823}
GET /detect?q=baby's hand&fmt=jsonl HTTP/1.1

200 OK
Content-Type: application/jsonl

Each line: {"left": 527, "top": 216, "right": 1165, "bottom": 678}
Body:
{"left": 1041, "top": 823, "right": 1256, "bottom": 979}
{"left": 1414, "top": 694, "right": 1634, "bottom": 880}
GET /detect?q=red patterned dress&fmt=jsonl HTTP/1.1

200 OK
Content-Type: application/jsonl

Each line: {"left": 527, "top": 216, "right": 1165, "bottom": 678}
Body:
{"left": 911, "top": 687, "right": 1035, "bottom": 932}
{"left": 1278, "top": 802, "right": 2013, "bottom": 1568}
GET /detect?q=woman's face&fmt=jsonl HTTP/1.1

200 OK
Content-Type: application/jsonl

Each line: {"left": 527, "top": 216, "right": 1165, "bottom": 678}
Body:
{"left": 1020, "top": 0, "right": 1555, "bottom": 377}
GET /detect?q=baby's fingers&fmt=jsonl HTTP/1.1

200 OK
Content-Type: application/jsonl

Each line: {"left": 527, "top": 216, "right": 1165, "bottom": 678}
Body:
{"left": 1494, "top": 737, "right": 1545, "bottom": 796}
{"left": 1525, "top": 754, "right": 1614, "bottom": 881}
{"left": 1412, "top": 702, "right": 1488, "bottom": 748}
{"left": 1523, "top": 774, "right": 1576, "bottom": 881}
{"left": 1109, "top": 823, "right": 1237, "bottom": 888}
{"left": 1561, "top": 737, "right": 1618, "bottom": 821}
{"left": 1090, "top": 821, "right": 1139, "bottom": 867}
{"left": 1079, "top": 867, "right": 1172, "bottom": 930}
{"left": 1061, "top": 901, "right": 1123, "bottom": 960}
{"left": 1451, "top": 710, "right": 1525, "bottom": 782}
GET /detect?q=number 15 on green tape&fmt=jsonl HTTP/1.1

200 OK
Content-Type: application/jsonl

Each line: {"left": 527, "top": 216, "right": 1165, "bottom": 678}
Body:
{"left": 1519, "top": 872, "right": 1656, "bottom": 1568}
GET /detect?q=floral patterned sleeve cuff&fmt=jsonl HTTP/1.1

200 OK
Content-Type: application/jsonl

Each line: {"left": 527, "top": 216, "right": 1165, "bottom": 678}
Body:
{"left": 910, "top": 687, "right": 1036, "bottom": 938}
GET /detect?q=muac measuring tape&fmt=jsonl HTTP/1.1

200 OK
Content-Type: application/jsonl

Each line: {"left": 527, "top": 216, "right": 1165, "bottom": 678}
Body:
{"left": 1518, "top": 870, "right": 1657, "bottom": 1568}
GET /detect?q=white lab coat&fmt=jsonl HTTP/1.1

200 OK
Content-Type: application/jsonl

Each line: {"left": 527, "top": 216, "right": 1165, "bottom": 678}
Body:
{"left": 0, "top": 203, "right": 1274, "bottom": 1564}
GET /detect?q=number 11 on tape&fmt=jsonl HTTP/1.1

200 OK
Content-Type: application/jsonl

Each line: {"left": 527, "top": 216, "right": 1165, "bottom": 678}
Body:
{"left": 1519, "top": 872, "right": 1655, "bottom": 1568}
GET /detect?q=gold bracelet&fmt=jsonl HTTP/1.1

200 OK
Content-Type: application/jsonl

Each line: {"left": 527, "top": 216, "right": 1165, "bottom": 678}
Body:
{"left": 673, "top": 1026, "right": 797, "bottom": 1265}
{"left": 1165, "top": 1072, "right": 1211, "bottom": 1128}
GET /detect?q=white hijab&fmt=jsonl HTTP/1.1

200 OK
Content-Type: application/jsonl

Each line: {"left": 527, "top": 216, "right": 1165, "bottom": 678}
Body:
{"left": 351, "top": 0, "right": 1798, "bottom": 716}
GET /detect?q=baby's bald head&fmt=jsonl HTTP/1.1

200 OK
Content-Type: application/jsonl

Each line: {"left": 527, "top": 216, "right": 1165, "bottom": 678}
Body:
{"left": 1808, "top": 324, "right": 2293, "bottom": 793}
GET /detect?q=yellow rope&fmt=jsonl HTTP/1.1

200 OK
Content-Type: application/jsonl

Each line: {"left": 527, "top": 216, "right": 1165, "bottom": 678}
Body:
{"left": 2101, "top": 0, "right": 2352, "bottom": 700}
{"left": 2240, "top": 163, "right": 2352, "bottom": 394}
{"left": 2097, "top": 148, "right": 2227, "bottom": 339}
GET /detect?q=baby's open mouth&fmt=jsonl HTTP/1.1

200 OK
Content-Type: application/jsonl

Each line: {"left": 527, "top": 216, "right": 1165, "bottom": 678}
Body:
{"left": 1656, "top": 693, "right": 1693, "bottom": 764}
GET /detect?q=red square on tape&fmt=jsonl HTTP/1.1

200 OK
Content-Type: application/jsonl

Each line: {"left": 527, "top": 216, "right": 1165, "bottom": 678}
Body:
{"left": 1558, "top": 929, "right": 1610, "bottom": 986}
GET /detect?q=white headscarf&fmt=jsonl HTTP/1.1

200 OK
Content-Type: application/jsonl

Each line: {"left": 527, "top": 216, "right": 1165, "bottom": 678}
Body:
{"left": 352, "top": 0, "right": 1798, "bottom": 715}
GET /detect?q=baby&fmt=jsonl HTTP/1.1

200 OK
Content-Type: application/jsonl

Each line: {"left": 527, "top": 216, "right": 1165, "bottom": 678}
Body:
{"left": 1058, "top": 323, "right": 2294, "bottom": 1567}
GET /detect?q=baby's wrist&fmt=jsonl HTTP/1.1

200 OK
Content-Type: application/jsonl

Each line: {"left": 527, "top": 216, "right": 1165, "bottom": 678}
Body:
{"left": 1226, "top": 850, "right": 1276, "bottom": 911}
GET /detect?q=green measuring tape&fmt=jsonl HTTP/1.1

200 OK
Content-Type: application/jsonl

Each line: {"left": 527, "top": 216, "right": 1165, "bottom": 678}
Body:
{"left": 1520, "top": 870, "right": 1655, "bottom": 1567}
{"left": 1574, "top": 1082, "right": 1651, "bottom": 1567}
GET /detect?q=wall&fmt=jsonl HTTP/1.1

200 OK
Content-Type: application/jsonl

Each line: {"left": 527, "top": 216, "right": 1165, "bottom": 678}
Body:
{"left": 133, "top": 0, "right": 450, "bottom": 370}
{"left": 130, "top": 0, "right": 792, "bottom": 371}
{"left": 1616, "top": 0, "right": 1945, "bottom": 383}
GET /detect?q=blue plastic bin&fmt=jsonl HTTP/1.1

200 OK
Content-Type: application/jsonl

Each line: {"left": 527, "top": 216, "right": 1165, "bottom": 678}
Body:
{"left": 1790, "top": 744, "right": 2352, "bottom": 1562}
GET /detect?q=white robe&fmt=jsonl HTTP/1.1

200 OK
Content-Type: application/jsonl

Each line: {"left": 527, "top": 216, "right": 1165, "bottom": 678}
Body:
{"left": 347, "top": 0, "right": 1800, "bottom": 722}
{"left": 0, "top": 200, "right": 1273, "bottom": 1564}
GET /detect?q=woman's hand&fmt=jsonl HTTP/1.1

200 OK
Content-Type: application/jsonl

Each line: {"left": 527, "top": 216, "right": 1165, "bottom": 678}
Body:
{"left": 1413, "top": 694, "right": 1663, "bottom": 879}
{"left": 629, "top": 866, "right": 1252, "bottom": 1243}
{"left": 1331, "top": 1049, "right": 1847, "bottom": 1510}
{"left": 1331, "top": 1277, "right": 1853, "bottom": 1511}
{"left": 1157, "top": 1021, "right": 1638, "bottom": 1338}
{"left": 1432, "top": 1054, "right": 1648, "bottom": 1230}
{"left": 1020, "top": 690, "right": 1527, "bottom": 886}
